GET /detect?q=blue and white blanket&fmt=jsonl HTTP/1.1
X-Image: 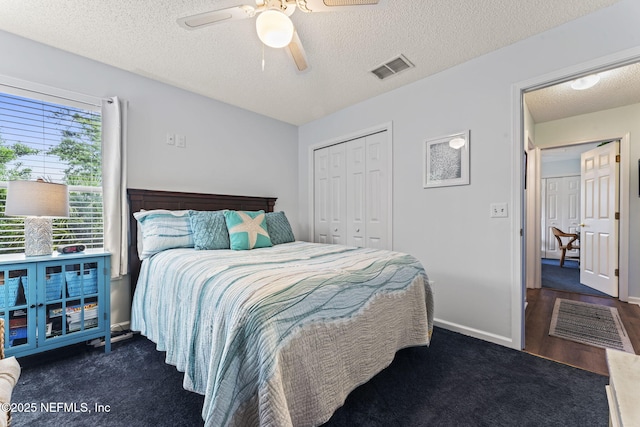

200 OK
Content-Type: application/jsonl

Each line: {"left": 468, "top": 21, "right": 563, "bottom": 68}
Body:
{"left": 131, "top": 241, "right": 433, "bottom": 427}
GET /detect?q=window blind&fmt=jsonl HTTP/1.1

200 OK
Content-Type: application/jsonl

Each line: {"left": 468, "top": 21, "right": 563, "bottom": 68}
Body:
{"left": 0, "top": 89, "right": 103, "bottom": 255}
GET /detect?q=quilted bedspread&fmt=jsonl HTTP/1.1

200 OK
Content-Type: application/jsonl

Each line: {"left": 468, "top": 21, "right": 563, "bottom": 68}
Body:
{"left": 131, "top": 241, "right": 433, "bottom": 427}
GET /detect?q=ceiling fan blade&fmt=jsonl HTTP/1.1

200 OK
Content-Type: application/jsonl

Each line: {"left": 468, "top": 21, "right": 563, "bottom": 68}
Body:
{"left": 296, "top": 0, "right": 387, "bottom": 13}
{"left": 177, "top": 5, "right": 256, "bottom": 30}
{"left": 286, "top": 29, "right": 310, "bottom": 73}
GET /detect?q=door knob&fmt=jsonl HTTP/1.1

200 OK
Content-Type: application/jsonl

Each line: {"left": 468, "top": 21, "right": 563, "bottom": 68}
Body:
{"left": 356, "top": 228, "right": 360, "bottom": 233}
{"left": 579, "top": 223, "right": 586, "bottom": 227}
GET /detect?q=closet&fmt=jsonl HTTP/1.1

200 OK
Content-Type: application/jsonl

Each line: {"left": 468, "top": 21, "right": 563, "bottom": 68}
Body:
{"left": 313, "top": 130, "right": 391, "bottom": 249}
{"left": 541, "top": 175, "right": 580, "bottom": 259}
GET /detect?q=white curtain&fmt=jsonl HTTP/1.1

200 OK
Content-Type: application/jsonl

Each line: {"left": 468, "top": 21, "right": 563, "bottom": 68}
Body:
{"left": 101, "top": 97, "right": 128, "bottom": 278}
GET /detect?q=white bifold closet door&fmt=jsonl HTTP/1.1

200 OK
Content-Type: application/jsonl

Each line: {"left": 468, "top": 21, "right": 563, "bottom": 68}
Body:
{"left": 542, "top": 175, "right": 580, "bottom": 259}
{"left": 314, "top": 130, "right": 390, "bottom": 249}
{"left": 314, "top": 143, "right": 346, "bottom": 244}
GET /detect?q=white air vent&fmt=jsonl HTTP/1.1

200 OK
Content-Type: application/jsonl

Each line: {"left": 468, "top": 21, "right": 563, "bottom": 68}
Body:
{"left": 370, "top": 54, "right": 414, "bottom": 80}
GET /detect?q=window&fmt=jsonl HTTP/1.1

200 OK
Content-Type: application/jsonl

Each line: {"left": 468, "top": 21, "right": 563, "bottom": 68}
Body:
{"left": 0, "top": 86, "right": 103, "bottom": 255}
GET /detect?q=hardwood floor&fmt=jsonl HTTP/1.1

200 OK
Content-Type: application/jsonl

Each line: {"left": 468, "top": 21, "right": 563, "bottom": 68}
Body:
{"left": 524, "top": 288, "right": 640, "bottom": 376}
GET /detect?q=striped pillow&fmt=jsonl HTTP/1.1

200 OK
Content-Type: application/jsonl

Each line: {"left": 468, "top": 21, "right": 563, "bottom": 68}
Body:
{"left": 134, "top": 210, "right": 194, "bottom": 259}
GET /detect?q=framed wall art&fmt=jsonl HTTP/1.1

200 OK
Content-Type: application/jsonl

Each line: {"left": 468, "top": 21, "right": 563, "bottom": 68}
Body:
{"left": 423, "top": 130, "right": 470, "bottom": 188}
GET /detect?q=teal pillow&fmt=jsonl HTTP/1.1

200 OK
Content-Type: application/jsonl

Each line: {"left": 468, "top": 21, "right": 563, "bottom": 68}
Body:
{"left": 188, "top": 210, "right": 230, "bottom": 250}
{"left": 265, "top": 211, "right": 295, "bottom": 245}
{"left": 223, "top": 210, "right": 272, "bottom": 250}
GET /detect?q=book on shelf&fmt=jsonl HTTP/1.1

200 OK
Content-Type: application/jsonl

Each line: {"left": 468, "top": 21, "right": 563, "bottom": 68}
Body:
{"left": 49, "top": 302, "right": 98, "bottom": 318}
{"left": 9, "top": 326, "right": 27, "bottom": 342}
{"left": 67, "top": 306, "right": 97, "bottom": 324}
{"left": 10, "top": 308, "right": 27, "bottom": 318}
{"left": 9, "top": 318, "right": 27, "bottom": 329}
{"left": 68, "top": 317, "right": 98, "bottom": 332}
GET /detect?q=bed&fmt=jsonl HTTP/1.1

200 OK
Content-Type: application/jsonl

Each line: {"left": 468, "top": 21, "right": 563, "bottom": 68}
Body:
{"left": 128, "top": 188, "right": 434, "bottom": 427}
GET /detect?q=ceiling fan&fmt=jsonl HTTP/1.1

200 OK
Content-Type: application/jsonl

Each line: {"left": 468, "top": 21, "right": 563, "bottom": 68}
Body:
{"left": 177, "top": 0, "right": 387, "bottom": 73}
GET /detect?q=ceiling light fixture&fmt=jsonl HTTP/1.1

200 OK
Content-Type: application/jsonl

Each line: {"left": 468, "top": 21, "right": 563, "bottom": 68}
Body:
{"left": 449, "top": 137, "right": 466, "bottom": 149}
{"left": 570, "top": 74, "right": 600, "bottom": 90}
{"left": 256, "top": 9, "right": 294, "bottom": 48}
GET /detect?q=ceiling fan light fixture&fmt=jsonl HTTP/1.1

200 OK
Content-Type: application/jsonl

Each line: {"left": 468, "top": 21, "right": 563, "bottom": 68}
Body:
{"left": 256, "top": 9, "right": 294, "bottom": 48}
{"left": 570, "top": 74, "right": 600, "bottom": 90}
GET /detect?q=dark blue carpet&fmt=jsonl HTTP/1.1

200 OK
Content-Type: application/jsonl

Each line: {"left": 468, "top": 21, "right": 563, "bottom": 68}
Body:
{"left": 11, "top": 327, "right": 609, "bottom": 426}
{"left": 541, "top": 258, "right": 608, "bottom": 297}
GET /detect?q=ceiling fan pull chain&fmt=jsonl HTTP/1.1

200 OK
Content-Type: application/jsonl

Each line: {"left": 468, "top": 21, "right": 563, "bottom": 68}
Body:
{"left": 262, "top": 43, "right": 265, "bottom": 71}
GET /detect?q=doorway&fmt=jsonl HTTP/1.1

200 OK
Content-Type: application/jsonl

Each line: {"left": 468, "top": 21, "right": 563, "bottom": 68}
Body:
{"left": 539, "top": 142, "right": 615, "bottom": 298}
{"left": 518, "top": 57, "right": 638, "bottom": 367}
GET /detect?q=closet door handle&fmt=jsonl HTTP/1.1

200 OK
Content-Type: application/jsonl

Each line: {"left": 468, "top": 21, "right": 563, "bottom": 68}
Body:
{"left": 356, "top": 228, "right": 360, "bottom": 233}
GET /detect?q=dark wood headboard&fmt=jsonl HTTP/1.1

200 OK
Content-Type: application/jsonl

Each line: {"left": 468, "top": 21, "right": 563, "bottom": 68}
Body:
{"left": 127, "top": 188, "right": 277, "bottom": 294}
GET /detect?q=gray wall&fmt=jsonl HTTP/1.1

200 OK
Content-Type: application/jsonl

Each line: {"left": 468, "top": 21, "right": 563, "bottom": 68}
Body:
{"left": 298, "top": 0, "right": 640, "bottom": 347}
{"left": 3, "top": 0, "right": 639, "bottom": 348}
{"left": 0, "top": 30, "right": 299, "bottom": 327}
{"left": 541, "top": 160, "right": 581, "bottom": 178}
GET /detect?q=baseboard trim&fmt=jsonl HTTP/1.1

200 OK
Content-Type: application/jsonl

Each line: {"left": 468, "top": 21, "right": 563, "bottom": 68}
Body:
{"left": 627, "top": 296, "right": 640, "bottom": 306}
{"left": 434, "top": 318, "right": 516, "bottom": 349}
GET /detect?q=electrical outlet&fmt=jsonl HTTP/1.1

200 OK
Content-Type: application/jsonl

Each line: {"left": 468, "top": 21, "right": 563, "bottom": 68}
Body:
{"left": 166, "top": 133, "right": 175, "bottom": 145}
{"left": 490, "top": 203, "right": 508, "bottom": 218}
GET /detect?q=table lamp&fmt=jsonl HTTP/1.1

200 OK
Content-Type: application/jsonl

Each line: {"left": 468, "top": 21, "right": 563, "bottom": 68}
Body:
{"left": 5, "top": 179, "right": 69, "bottom": 256}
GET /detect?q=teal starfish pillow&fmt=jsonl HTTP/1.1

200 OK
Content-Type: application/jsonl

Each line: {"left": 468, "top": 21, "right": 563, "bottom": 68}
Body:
{"left": 223, "top": 210, "right": 272, "bottom": 250}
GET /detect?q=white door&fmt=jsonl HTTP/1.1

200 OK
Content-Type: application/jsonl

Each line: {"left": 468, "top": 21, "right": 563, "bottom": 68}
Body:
{"left": 314, "top": 145, "right": 347, "bottom": 244}
{"left": 564, "top": 176, "right": 581, "bottom": 259}
{"left": 345, "top": 131, "right": 390, "bottom": 249}
{"left": 313, "top": 147, "right": 329, "bottom": 243}
{"left": 543, "top": 177, "right": 562, "bottom": 258}
{"left": 364, "top": 131, "right": 389, "bottom": 249}
{"left": 328, "top": 144, "right": 347, "bottom": 245}
{"left": 346, "top": 137, "right": 366, "bottom": 247}
{"left": 565, "top": 176, "right": 581, "bottom": 236}
{"left": 580, "top": 141, "right": 619, "bottom": 296}
{"left": 313, "top": 128, "right": 391, "bottom": 249}
{"left": 542, "top": 176, "right": 580, "bottom": 259}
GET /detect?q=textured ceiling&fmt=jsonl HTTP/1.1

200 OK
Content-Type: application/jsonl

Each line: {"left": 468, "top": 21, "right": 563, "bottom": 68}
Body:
{"left": 526, "top": 61, "right": 640, "bottom": 124}
{"left": 0, "top": 0, "right": 620, "bottom": 125}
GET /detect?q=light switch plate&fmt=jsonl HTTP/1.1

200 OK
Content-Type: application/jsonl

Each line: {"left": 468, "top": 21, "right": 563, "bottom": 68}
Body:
{"left": 176, "top": 134, "right": 186, "bottom": 148}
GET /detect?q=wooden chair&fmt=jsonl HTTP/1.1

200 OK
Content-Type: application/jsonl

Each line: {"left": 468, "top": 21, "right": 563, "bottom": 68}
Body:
{"left": 551, "top": 227, "right": 580, "bottom": 268}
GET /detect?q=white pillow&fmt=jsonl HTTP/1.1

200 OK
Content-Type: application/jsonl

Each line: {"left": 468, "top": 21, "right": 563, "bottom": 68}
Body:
{"left": 0, "top": 356, "right": 20, "bottom": 427}
{"left": 133, "top": 209, "right": 194, "bottom": 259}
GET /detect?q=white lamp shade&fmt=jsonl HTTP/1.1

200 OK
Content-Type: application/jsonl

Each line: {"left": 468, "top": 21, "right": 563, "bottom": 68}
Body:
{"left": 256, "top": 10, "right": 294, "bottom": 48}
{"left": 5, "top": 180, "right": 69, "bottom": 217}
